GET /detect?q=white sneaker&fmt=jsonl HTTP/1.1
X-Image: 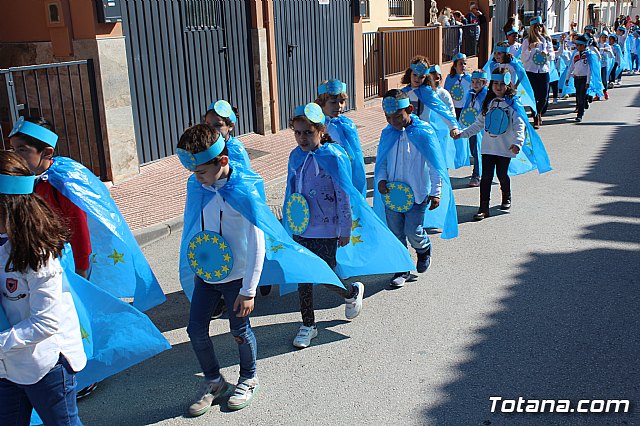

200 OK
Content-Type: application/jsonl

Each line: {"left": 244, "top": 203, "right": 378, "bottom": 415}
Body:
{"left": 390, "top": 272, "right": 411, "bottom": 288}
{"left": 293, "top": 324, "right": 318, "bottom": 348}
{"left": 344, "top": 282, "right": 364, "bottom": 320}
{"left": 187, "top": 377, "right": 232, "bottom": 417}
{"left": 227, "top": 376, "right": 259, "bottom": 411}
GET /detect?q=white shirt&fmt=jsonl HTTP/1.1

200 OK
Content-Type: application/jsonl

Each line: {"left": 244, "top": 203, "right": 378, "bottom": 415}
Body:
{"left": 407, "top": 88, "right": 457, "bottom": 130}
{"left": 508, "top": 41, "right": 522, "bottom": 57}
{"left": 0, "top": 239, "right": 86, "bottom": 385}
{"left": 377, "top": 129, "right": 442, "bottom": 203}
{"left": 521, "top": 37, "right": 556, "bottom": 73}
{"left": 202, "top": 178, "right": 265, "bottom": 297}
{"left": 447, "top": 74, "right": 472, "bottom": 108}
{"left": 459, "top": 98, "right": 526, "bottom": 158}
{"left": 568, "top": 51, "right": 592, "bottom": 84}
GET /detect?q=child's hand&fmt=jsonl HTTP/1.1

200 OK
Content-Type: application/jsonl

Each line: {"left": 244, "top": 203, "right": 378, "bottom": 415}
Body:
{"left": 234, "top": 295, "right": 255, "bottom": 317}
{"left": 450, "top": 128, "right": 461, "bottom": 139}
{"left": 76, "top": 268, "right": 89, "bottom": 279}
{"left": 378, "top": 180, "right": 390, "bottom": 194}
{"left": 338, "top": 236, "right": 350, "bottom": 247}
{"left": 427, "top": 196, "right": 440, "bottom": 210}
{"left": 509, "top": 144, "right": 521, "bottom": 154}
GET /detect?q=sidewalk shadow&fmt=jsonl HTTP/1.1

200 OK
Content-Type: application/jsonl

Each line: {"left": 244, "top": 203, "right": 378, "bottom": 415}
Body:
{"left": 456, "top": 204, "right": 509, "bottom": 224}
{"left": 77, "top": 320, "right": 350, "bottom": 426}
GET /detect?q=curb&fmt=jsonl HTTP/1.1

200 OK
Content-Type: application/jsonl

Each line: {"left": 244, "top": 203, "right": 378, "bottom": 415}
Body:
{"left": 133, "top": 138, "right": 380, "bottom": 248}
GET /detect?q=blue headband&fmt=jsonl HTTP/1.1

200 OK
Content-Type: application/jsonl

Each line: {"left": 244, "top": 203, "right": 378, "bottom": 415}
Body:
{"left": 8, "top": 117, "right": 58, "bottom": 148}
{"left": 177, "top": 135, "right": 226, "bottom": 171}
{"left": 318, "top": 79, "right": 347, "bottom": 96}
{"left": 618, "top": 27, "right": 626, "bottom": 32}
{"left": 207, "top": 100, "right": 237, "bottom": 124}
{"left": 574, "top": 39, "right": 587, "bottom": 45}
{"left": 471, "top": 70, "right": 488, "bottom": 79}
{"left": 410, "top": 62, "right": 429, "bottom": 76}
{"left": 428, "top": 64, "right": 441, "bottom": 74}
{"left": 530, "top": 16, "right": 543, "bottom": 26}
{"left": 452, "top": 53, "right": 467, "bottom": 62}
{"left": 491, "top": 72, "right": 512, "bottom": 85}
{"left": 293, "top": 103, "right": 325, "bottom": 124}
{"left": 506, "top": 27, "right": 518, "bottom": 36}
{"left": 382, "top": 97, "right": 411, "bottom": 114}
{"left": 0, "top": 174, "right": 36, "bottom": 195}
{"left": 495, "top": 45, "right": 510, "bottom": 53}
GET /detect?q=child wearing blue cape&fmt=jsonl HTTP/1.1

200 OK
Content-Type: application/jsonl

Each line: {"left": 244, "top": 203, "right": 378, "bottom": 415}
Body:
{"left": 444, "top": 53, "right": 472, "bottom": 118}
{"left": 453, "top": 69, "right": 539, "bottom": 221}
{"left": 609, "top": 34, "right": 623, "bottom": 87}
{"left": 400, "top": 57, "right": 465, "bottom": 170}
{"left": 459, "top": 70, "right": 489, "bottom": 187}
{"left": 598, "top": 32, "right": 614, "bottom": 100}
{"left": 505, "top": 27, "right": 522, "bottom": 58}
{"left": 203, "top": 100, "right": 251, "bottom": 169}
{"left": 0, "top": 151, "right": 86, "bottom": 425}
{"left": 9, "top": 117, "right": 165, "bottom": 313}
{"left": 567, "top": 35, "right": 601, "bottom": 122}
{"left": 375, "top": 90, "right": 459, "bottom": 287}
{"left": 315, "top": 79, "right": 367, "bottom": 196}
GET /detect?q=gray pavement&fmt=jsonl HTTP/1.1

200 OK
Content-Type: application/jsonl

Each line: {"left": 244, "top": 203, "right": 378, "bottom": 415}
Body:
{"left": 77, "top": 81, "right": 640, "bottom": 425}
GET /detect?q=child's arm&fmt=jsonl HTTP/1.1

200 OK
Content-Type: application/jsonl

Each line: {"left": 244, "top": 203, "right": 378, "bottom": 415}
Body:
{"left": 235, "top": 223, "right": 265, "bottom": 317}
{"left": 426, "top": 161, "right": 442, "bottom": 210}
{"left": 335, "top": 183, "right": 352, "bottom": 247}
{"left": 510, "top": 110, "right": 526, "bottom": 153}
{"left": 457, "top": 111, "right": 486, "bottom": 139}
{"left": 0, "top": 265, "right": 63, "bottom": 353}
{"left": 58, "top": 194, "right": 92, "bottom": 277}
{"left": 376, "top": 153, "right": 390, "bottom": 194}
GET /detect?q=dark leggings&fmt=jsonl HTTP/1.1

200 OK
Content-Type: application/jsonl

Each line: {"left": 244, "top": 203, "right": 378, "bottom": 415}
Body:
{"left": 609, "top": 64, "right": 618, "bottom": 83}
{"left": 480, "top": 154, "right": 511, "bottom": 211}
{"left": 527, "top": 71, "right": 550, "bottom": 116}
{"left": 550, "top": 80, "right": 559, "bottom": 99}
{"left": 600, "top": 67, "right": 608, "bottom": 93}
{"left": 293, "top": 235, "right": 353, "bottom": 327}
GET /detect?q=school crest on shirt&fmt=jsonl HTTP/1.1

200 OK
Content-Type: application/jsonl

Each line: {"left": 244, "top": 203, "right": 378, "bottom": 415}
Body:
{"left": 5, "top": 278, "right": 18, "bottom": 293}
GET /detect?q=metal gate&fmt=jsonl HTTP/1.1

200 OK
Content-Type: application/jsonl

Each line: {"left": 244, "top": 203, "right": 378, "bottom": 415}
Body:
{"left": 492, "top": 0, "right": 512, "bottom": 45}
{"left": 121, "top": 0, "right": 256, "bottom": 164}
{"left": 274, "top": 0, "right": 355, "bottom": 130}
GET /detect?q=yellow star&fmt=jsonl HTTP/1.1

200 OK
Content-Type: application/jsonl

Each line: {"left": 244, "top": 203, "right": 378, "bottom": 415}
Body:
{"left": 190, "top": 259, "right": 198, "bottom": 268}
{"left": 351, "top": 235, "right": 364, "bottom": 245}
{"left": 221, "top": 265, "right": 230, "bottom": 273}
{"left": 351, "top": 218, "right": 362, "bottom": 231}
{"left": 108, "top": 249, "right": 125, "bottom": 265}
{"left": 80, "top": 324, "right": 91, "bottom": 343}
{"left": 214, "top": 270, "right": 223, "bottom": 279}
{"left": 189, "top": 242, "right": 196, "bottom": 250}
{"left": 403, "top": 186, "right": 411, "bottom": 194}
{"left": 212, "top": 235, "right": 219, "bottom": 244}
{"left": 203, "top": 234, "right": 210, "bottom": 242}
{"left": 204, "top": 272, "right": 213, "bottom": 280}
{"left": 188, "top": 251, "right": 195, "bottom": 259}
{"left": 303, "top": 207, "right": 309, "bottom": 215}
{"left": 390, "top": 204, "right": 396, "bottom": 210}
{"left": 389, "top": 183, "right": 396, "bottom": 189}
{"left": 197, "top": 267, "right": 204, "bottom": 276}
{"left": 384, "top": 195, "right": 391, "bottom": 202}
{"left": 270, "top": 244, "right": 285, "bottom": 253}
{"left": 196, "top": 236, "right": 203, "bottom": 244}
{"left": 219, "top": 242, "right": 228, "bottom": 250}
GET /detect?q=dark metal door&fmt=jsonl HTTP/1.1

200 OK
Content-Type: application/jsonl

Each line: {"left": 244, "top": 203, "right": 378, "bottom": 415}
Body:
{"left": 274, "top": 0, "right": 355, "bottom": 130}
{"left": 122, "top": 0, "right": 256, "bottom": 165}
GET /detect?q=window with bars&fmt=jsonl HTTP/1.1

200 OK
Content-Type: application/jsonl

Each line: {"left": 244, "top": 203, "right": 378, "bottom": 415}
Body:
{"left": 184, "top": 0, "right": 223, "bottom": 30}
{"left": 388, "top": 0, "right": 413, "bottom": 18}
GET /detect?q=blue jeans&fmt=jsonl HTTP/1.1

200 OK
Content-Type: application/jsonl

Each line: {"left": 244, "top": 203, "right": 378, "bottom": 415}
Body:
{"left": 0, "top": 356, "right": 82, "bottom": 426}
{"left": 631, "top": 53, "right": 639, "bottom": 71}
{"left": 385, "top": 201, "right": 431, "bottom": 255}
{"left": 187, "top": 277, "right": 257, "bottom": 380}
{"left": 469, "top": 135, "right": 480, "bottom": 178}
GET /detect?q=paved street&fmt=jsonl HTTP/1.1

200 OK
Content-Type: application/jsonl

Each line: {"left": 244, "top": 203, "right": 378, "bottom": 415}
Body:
{"left": 78, "top": 81, "right": 640, "bottom": 426}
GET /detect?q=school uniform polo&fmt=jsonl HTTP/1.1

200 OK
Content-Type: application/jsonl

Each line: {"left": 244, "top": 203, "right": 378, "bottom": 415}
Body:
{"left": 568, "top": 51, "right": 592, "bottom": 84}
{"left": 0, "top": 239, "right": 86, "bottom": 385}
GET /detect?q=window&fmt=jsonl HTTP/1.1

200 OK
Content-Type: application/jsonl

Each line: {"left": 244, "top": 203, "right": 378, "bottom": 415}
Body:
{"left": 388, "top": 0, "right": 413, "bottom": 18}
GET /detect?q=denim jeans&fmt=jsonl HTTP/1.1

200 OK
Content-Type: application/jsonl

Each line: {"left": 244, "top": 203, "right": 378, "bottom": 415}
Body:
{"left": 526, "top": 71, "right": 550, "bottom": 115}
{"left": 631, "top": 53, "right": 639, "bottom": 71}
{"left": 0, "top": 355, "right": 82, "bottom": 426}
{"left": 469, "top": 135, "right": 480, "bottom": 178}
{"left": 187, "top": 277, "right": 257, "bottom": 380}
{"left": 385, "top": 201, "right": 431, "bottom": 255}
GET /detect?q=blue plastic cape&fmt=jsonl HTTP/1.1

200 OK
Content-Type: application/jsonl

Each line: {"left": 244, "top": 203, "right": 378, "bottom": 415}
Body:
{"left": 612, "top": 44, "right": 624, "bottom": 78}
{"left": 621, "top": 36, "right": 632, "bottom": 70}
{"left": 402, "top": 85, "right": 469, "bottom": 169}
{"left": 549, "top": 58, "right": 560, "bottom": 82}
{"left": 285, "top": 143, "right": 415, "bottom": 277}
{"left": 227, "top": 136, "right": 265, "bottom": 199}
{"left": 559, "top": 50, "right": 577, "bottom": 95}
{"left": 44, "top": 157, "right": 165, "bottom": 312}
{"left": 443, "top": 73, "right": 472, "bottom": 93}
{"left": 585, "top": 50, "right": 605, "bottom": 97}
{"left": 179, "top": 163, "right": 344, "bottom": 299}
{"left": 460, "top": 87, "right": 488, "bottom": 174}
{"left": 30, "top": 246, "right": 170, "bottom": 425}
{"left": 326, "top": 115, "right": 367, "bottom": 196}
{"left": 373, "top": 115, "right": 459, "bottom": 239}
{"left": 483, "top": 56, "right": 537, "bottom": 114}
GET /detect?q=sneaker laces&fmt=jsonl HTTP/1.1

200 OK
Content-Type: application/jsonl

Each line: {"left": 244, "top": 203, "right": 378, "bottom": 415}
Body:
{"left": 296, "top": 326, "right": 314, "bottom": 338}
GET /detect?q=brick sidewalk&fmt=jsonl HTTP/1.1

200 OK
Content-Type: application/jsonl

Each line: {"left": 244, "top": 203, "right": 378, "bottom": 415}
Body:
{"left": 110, "top": 100, "right": 385, "bottom": 231}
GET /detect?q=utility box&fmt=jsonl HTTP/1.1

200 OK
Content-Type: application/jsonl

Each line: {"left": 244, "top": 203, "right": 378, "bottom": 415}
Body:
{"left": 96, "top": 0, "right": 122, "bottom": 23}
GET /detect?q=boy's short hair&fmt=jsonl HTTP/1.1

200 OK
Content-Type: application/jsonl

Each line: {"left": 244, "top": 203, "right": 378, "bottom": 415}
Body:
{"left": 177, "top": 124, "right": 228, "bottom": 164}
{"left": 315, "top": 80, "right": 349, "bottom": 107}
{"left": 11, "top": 116, "right": 56, "bottom": 152}
{"left": 575, "top": 35, "right": 588, "bottom": 45}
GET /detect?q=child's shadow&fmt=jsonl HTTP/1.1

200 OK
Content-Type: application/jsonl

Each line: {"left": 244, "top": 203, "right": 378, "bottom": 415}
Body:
{"left": 77, "top": 320, "right": 349, "bottom": 425}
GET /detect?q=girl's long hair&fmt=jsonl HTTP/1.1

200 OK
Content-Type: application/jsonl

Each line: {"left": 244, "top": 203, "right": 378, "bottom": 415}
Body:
{"left": 0, "top": 151, "right": 70, "bottom": 273}
{"left": 400, "top": 55, "right": 436, "bottom": 89}
{"left": 289, "top": 116, "right": 333, "bottom": 144}
{"left": 481, "top": 68, "right": 517, "bottom": 115}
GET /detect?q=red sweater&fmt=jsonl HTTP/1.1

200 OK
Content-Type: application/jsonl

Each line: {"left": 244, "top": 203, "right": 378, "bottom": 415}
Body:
{"left": 36, "top": 180, "right": 92, "bottom": 270}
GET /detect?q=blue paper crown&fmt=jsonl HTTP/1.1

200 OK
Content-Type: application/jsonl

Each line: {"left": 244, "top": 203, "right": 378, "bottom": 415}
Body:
{"left": 318, "top": 79, "right": 347, "bottom": 96}
{"left": 8, "top": 117, "right": 58, "bottom": 148}
{"left": 471, "top": 70, "right": 488, "bottom": 79}
{"left": 428, "top": 64, "right": 441, "bottom": 74}
{"left": 177, "top": 135, "right": 226, "bottom": 171}
{"left": 506, "top": 27, "right": 518, "bottom": 36}
{"left": 410, "top": 62, "right": 429, "bottom": 76}
{"left": 574, "top": 39, "right": 587, "bottom": 45}
{"left": 207, "top": 100, "right": 237, "bottom": 124}
{"left": 495, "top": 45, "right": 510, "bottom": 53}
{"left": 452, "top": 53, "right": 467, "bottom": 62}
{"left": 293, "top": 103, "right": 325, "bottom": 124}
{"left": 617, "top": 27, "right": 626, "bottom": 32}
{"left": 491, "top": 72, "right": 512, "bottom": 85}
{"left": 382, "top": 97, "right": 411, "bottom": 114}
{"left": 0, "top": 174, "right": 36, "bottom": 195}
{"left": 530, "top": 16, "right": 543, "bottom": 26}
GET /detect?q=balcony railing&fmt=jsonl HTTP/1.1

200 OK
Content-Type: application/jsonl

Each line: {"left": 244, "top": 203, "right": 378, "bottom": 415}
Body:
{"left": 388, "top": 0, "right": 413, "bottom": 18}
{"left": 442, "top": 24, "right": 479, "bottom": 63}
